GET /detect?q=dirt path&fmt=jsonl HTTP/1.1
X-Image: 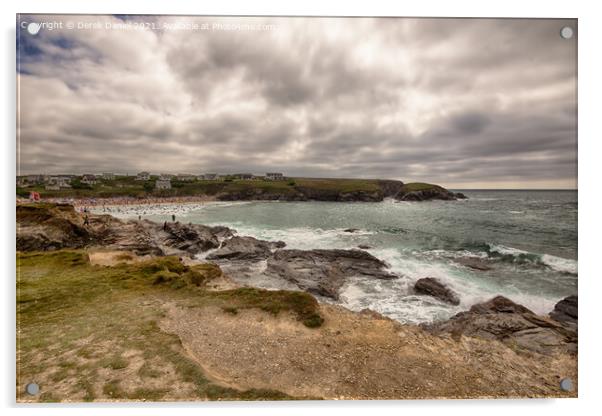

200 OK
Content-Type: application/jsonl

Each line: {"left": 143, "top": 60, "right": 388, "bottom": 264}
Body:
{"left": 160, "top": 302, "right": 577, "bottom": 400}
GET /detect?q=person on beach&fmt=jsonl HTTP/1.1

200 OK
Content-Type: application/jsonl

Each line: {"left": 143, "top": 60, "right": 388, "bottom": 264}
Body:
{"left": 84, "top": 215, "right": 89, "bottom": 226}
{"left": 172, "top": 214, "right": 176, "bottom": 222}
{"left": 163, "top": 221, "right": 168, "bottom": 231}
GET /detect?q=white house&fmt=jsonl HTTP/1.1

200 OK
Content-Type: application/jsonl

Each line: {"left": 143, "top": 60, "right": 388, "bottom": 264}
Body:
{"left": 201, "top": 173, "right": 218, "bottom": 180}
{"left": 46, "top": 176, "right": 71, "bottom": 190}
{"left": 81, "top": 174, "right": 97, "bottom": 185}
{"left": 102, "top": 172, "right": 115, "bottom": 180}
{"left": 155, "top": 179, "right": 171, "bottom": 190}
{"left": 177, "top": 174, "right": 197, "bottom": 182}
{"left": 266, "top": 172, "right": 284, "bottom": 181}
{"left": 235, "top": 173, "right": 253, "bottom": 180}
{"left": 136, "top": 171, "right": 150, "bottom": 181}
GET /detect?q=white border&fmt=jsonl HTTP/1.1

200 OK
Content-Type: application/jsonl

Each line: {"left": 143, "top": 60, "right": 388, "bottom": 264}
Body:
{"left": 3, "top": 1, "right": 601, "bottom": 415}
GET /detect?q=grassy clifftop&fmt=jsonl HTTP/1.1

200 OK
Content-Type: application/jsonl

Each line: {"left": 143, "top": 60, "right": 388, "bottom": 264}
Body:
{"left": 18, "top": 177, "right": 402, "bottom": 201}
{"left": 17, "top": 250, "right": 322, "bottom": 402}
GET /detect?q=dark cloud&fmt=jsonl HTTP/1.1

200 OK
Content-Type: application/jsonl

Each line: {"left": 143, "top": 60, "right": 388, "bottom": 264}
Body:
{"left": 17, "top": 15, "right": 577, "bottom": 188}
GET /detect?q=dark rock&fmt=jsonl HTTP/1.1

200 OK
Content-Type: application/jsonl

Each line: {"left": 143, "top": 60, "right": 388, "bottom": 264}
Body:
{"left": 357, "top": 245, "right": 372, "bottom": 250}
{"left": 395, "top": 183, "right": 467, "bottom": 202}
{"left": 16, "top": 204, "right": 92, "bottom": 250}
{"left": 550, "top": 295, "right": 578, "bottom": 324}
{"left": 377, "top": 180, "right": 405, "bottom": 198}
{"left": 468, "top": 295, "right": 534, "bottom": 314}
{"left": 266, "top": 249, "right": 397, "bottom": 299}
{"left": 206, "top": 236, "right": 274, "bottom": 261}
{"left": 271, "top": 240, "right": 287, "bottom": 249}
{"left": 16, "top": 203, "right": 232, "bottom": 257}
{"left": 424, "top": 295, "right": 577, "bottom": 355}
{"left": 455, "top": 257, "right": 492, "bottom": 271}
{"left": 398, "top": 189, "right": 457, "bottom": 201}
{"left": 93, "top": 217, "right": 164, "bottom": 255}
{"left": 414, "top": 278, "right": 460, "bottom": 305}
{"left": 161, "top": 222, "right": 221, "bottom": 254}
{"left": 344, "top": 228, "right": 360, "bottom": 233}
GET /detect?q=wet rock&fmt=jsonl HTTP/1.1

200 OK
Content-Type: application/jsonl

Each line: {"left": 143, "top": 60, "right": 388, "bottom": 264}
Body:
{"left": 161, "top": 222, "right": 221, "bottom": 254}
{"left": 414, "top": 278, "right": 460, "bottom": 305}
{"left": 424, "top": 296, "right": 577, "bottom": 355}
{"left": 357, "top": 244, "right": 372, "bottom": 250}
{"left": 549, "top": 295, "right": 577, "bottom": 324}
{"left": 266, "top": 249, "right": 397, "bottom": 300}
{"left": 344, "top": 228, "right": 360, "bottom": 233}
{"left": 455, "top": 257, "right": 492, "bottom": 271}
{"left": 206, "top": 236, "right": 275, "bottom": 261}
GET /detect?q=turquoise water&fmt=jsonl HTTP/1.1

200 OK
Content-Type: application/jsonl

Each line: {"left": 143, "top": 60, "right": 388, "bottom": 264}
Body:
{"left": 101, "top": 190, "right": 577, "bottom": 324}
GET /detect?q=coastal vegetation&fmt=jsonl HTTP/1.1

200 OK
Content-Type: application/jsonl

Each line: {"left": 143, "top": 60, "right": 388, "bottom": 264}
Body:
{"left": 17, "top": 176, "right": 400, "bottom": 201}
{"left": 16, "top": 250, "right": 324, "bottom": 402}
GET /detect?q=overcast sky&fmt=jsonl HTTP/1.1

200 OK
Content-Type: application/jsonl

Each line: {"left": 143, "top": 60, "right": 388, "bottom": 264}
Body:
{"left": 17, "top": 15, "right": 577, "bottom": 189}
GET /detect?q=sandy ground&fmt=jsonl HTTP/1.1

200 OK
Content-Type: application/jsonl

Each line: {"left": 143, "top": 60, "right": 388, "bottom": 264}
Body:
{"left": 160, "top": 302, "right": 577, "bottom": 400}
{"left": 88, "top": 251, "right": 149, "bottom": 266}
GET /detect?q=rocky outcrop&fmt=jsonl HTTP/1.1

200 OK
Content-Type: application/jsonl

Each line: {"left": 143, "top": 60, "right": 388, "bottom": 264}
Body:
{"left": 160, "top": 222, "right": 226, "bottom": 254}
{"left": 549, "top": 295, "right": 577, "bottom": 324}
{"left": 266, "top": 249, "right": 397, "bottom": 299}
{"left": 377, "top": 179, "right": 405, "bottom": 198}
{"left": 91, "top": 216, "right": 164, "bottom": 255}
{"left": 16, "top": 203, "right": 233, "bottom": 257}
{"left": 414, "top": 278, "right": 460, "bottom": 305}
{"left": 17, "top": 204, "right": 92, "bottom": 250}
{"left": 395, "top": 183, "right": 467, "bottom": 202}
{"left": 424, "top": 296, "right": 577, "bottom": 355}
{"left": 206, "top": 236, "right": 284, "bottom": 261}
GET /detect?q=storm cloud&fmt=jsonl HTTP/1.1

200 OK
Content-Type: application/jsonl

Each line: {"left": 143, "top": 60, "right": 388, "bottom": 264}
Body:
{"left": 17, "top": 15, "right": 577, "bottom": 188}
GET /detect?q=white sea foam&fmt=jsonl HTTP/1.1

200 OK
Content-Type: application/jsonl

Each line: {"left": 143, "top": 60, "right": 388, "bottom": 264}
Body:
{"left": 541, "top": 254, "right": 578, "bottom": 275}
{"left": 211, "top": 224, "right": 375, "bottom": 251}
{"left": 92, "top": 201, "right": 575, "bottom": 324}
{"left": 488, "top": 244, "right": 577, "bottom": 275}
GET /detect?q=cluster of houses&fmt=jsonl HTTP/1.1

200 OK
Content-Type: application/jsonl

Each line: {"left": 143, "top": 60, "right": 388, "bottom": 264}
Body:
{"left": 17, "top": 172, "right": 286, "bottom": 191}
{"left": 17, "top": 173, "right": 117, "bottom": 190}
{"left": 135, "top": 172, "right": 286, "bottom": 190}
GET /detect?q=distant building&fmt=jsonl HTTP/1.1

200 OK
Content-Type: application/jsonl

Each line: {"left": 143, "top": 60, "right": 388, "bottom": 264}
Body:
{"left": 235, "top": 173, "right": 253, "bottom": 180}
{"left": 26, "top": 174, "right": 45, "bottom": 185}
{"left": 177, "top": 174, "right": 197, "bottom": 182}
{"left": 45, "top": 184, "right": 61, "bottom": 191}
{"left": 81, "top": 174, "right": 97, "bottom": 185}
{"left": 159, "top": 173, "right": 175, "bottom": 181}
{"left": 266, "top": 172, "right": 284, "bottom": 181}
{"left": 201, "top": 173, "right": 219, "bottom": 180}
{"left": 155, "top": 179, "right": 171, "bottom": 190}
{"left": 102, "top": 172, "right": 115, "bottom": 180}
{"left": 48, "top": 176, "right": 72, "bottom": 188}
{"left": 136, "top": 171, "right": 150, "bottom": 181}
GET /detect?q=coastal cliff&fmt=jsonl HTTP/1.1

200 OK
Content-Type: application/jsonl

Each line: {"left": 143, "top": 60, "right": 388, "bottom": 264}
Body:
{"left": 19, "top": 176, "right": 469, "bottom": 203}
{"left": 17, "top": 203, "right": 576, "bottom": 401}
{"left": 394, "top": 182, "right": 467, "bottom": 201}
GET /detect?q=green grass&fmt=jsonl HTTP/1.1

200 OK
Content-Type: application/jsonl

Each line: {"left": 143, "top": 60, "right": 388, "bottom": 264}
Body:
{"left": 19, "top": 176, "right": 387, "bottom": 199}
{"left": 16, "top": 250, "right": 323, "bottom": 402}
{"left": 400, "top": 182, "right": 444, "bottom": 192}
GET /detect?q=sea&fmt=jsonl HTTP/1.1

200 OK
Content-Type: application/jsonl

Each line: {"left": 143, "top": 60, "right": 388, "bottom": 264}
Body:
{"left": 93, "top": 190, "right": 578, "bottom": 325}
